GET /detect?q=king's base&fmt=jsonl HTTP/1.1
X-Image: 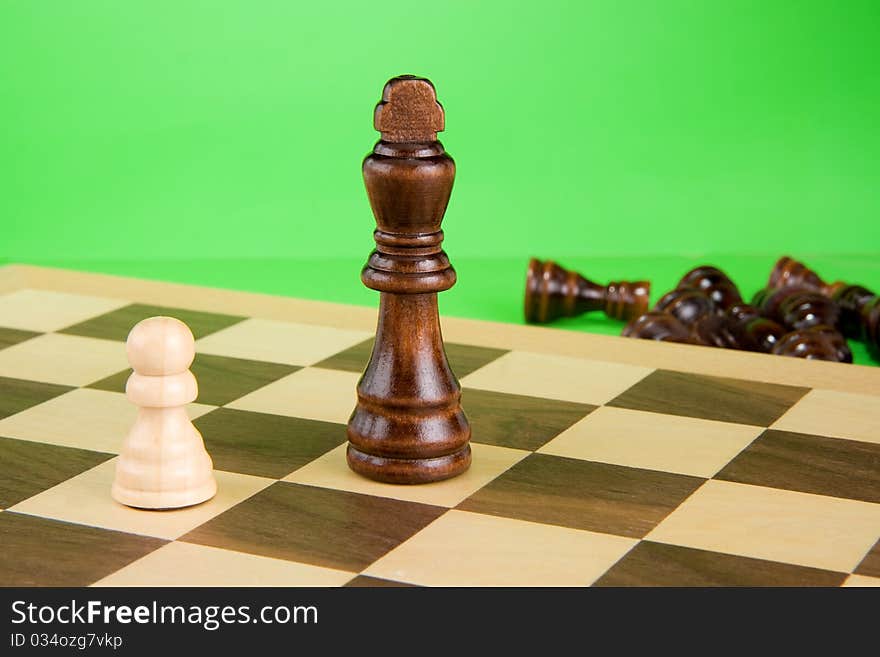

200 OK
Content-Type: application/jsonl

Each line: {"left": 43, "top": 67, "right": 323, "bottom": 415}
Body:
{"left": 346, "top": 443, "right": 472, "bottom": 485}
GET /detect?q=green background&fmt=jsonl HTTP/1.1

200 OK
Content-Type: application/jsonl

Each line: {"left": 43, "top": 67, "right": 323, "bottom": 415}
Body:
{"left": 2, "top": 2, "right": 878, "bottom": 363}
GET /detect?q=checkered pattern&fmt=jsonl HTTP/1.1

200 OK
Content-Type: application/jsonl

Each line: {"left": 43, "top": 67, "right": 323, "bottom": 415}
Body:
{"left": 1, "top": 288, "right": 879, "bottom": 587}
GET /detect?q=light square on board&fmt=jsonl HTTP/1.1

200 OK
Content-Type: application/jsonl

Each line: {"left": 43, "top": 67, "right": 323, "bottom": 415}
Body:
{"left": 364, "top": 509, "right": 636, "bottom": 587}
{"left": 0, "top": 333, "right": 129, "bottom": 386}
{"left": 843, "top": 574, "right": 880, "bottom": 587}
{"left": 0, "top": 512, "right": 166, "bottom": 587}
{"left": 0, "top": 289, "right": 128, "bottom": 333}
{"left": 10, "top": 459, "right": 274, "bottom": 541}
{"left": 538, "top": 406, "right": 762, "bottom": 478}
{"left": 647, "top": 479, "right": 880, "bottom": 573}
{"left": 0, "top": 388, "right": 215, "bottom": 454}
{"left": 458, "top": 351, "right": 652, "bottom": 405}
{"left": 181, "top": 482, "right": 447, "bottom": 572}
{"left": 194, "top": 318, "right": 371, "bottom": 367}
{"left": 227, "top": 367, "right": 360, "bottom": 424}
{"left": 771, "top": 389, "right": 880, "bottom": 445}
{"left": 93, "top": 541, "right": 354, "bottom": 587}
{"left": 284, "top": 442, "right": 528, "bottom": 508}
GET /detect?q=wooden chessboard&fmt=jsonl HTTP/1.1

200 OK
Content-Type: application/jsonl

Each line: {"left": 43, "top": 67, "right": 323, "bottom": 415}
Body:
{"left": 1, "top": 264, "right": 879, "bottom": 587}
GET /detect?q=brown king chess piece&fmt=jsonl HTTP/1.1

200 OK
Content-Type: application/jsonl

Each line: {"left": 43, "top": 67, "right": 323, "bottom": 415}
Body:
{"left": 524, "top": 259, "right": 649, "bottom": 323}
{"left": 346, "top": 76, "right": 471, "bottom": 484}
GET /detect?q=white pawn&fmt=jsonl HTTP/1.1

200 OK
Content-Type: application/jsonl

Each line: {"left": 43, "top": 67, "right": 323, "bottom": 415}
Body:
{"left": 111, "top": 316, "right": 217, "bottom": 509}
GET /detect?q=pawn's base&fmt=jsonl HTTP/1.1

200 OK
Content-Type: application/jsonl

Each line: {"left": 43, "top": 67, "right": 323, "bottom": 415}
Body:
{"left": 111, "top": 478, "right": 217, "bottom": 510}
{"left": 346, "top": 443, "right": 471, "bottom": 485}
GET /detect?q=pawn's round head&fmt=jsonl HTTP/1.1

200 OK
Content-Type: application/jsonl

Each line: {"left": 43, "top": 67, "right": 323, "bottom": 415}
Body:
{"left": 126, "top": 316, "right": 195, "bottom": 375}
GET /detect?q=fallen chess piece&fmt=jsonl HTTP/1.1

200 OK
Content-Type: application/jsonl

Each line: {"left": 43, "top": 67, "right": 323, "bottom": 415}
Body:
{"left": 621, "top": 311, "right": 695, "bottom": 343}
{"left": 691, "top": 304, "right": 788, "bottom": 353}
{"left": 623, "top": 265, "right": 744, "bottom": 345}
{"left": 771, "top": 325, "right": 853, "bottom": 363}
{"left": 834, "top": 285, "right": 878, "bottom": 339}
{"left": 565, "top": 257, "right": 870, "bottom": 365}
{"left": 653, "top": 287, "right": 716, "bottom": 327}
{"left": 524, "top": 258, "right": 649, "bottom": 323}
{"left": 751, "top": 286, "right": 841, "bottom": 331}
{"left": 676, "top": 265, "right": 743, "bottom": 311}
{"left": 765, "top": 256, "right": 878, "bottom": 359}
{"left": 111, "top": 316, "right": 217, "bottom": 509}
{"left": 767, "top": 256, "right": 843, "bottom": 295}
{"left": 719, "top": 305, "right": 787, "bottom": 353}
{"left": 865, "top": 300, "right": 880, "bottom": 360}
{"left": 623, "top": 262, "right": 854, "bottom": 363}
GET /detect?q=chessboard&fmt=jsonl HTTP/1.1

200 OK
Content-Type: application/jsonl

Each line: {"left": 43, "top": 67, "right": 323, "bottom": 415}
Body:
{"left": 1, "top": 264, "right": 879, "bottom": 587}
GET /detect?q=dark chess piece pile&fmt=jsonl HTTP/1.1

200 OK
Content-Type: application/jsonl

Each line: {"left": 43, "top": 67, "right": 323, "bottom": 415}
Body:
{"left": 524, "top": 256, "right": 879, "bottom": 364}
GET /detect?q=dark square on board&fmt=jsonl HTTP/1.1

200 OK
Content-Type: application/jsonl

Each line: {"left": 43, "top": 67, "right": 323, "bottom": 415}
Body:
{"left": 344, "top": 575, "right": 418, "bottom": 588}
{"left": 715, "top": 429, "right": 880, "bottom": 504}
{"left": 0, "top": 512, "right": 166, "bottom": 586}
{"left": 181, "top": 481, "right": 446, "bottom": 572}
{"left": 193, "top": 408, "right": 347, "bottom": 479}
{"left": 0, "top": 376, "right": 73, "bottom": 420}
{"left": 607, "top": 369, "right": 808, "bottom": 426}
{"left": 855, "top": 539, "right": 880, "bottom": 579}
{"left": 0, "top": 437, "right": 114, "bottom": 508}
{"left": 462, "top": 388, "right": 595, "bottom": 451}
{"left": 457, "top": 453, "right": 704, "bottom": 538}
{"left": 593, "top": 541, "right": 846, "bottom": 587}
{"left": 315, "top": 338, "right": 508, "bottom": 378}
{"left": 60, "top": 303, "right": 245, "bottom": 341}
{"left": 0, "top": 327, "right": 40, "bottom": 350}
{"left": 89, "top": 353, "right": 299, "bottom": 406}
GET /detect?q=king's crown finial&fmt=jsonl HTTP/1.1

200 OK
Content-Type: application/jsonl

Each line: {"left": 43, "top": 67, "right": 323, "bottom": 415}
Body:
{"left": 374, "top": 75, "right": 445, "bottom": 143}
